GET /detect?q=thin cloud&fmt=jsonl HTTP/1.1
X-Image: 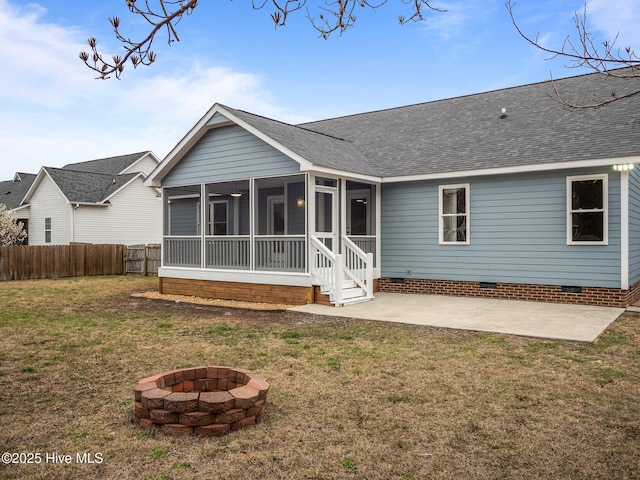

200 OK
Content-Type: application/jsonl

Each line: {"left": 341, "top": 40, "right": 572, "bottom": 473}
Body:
{"left": 419, "top": 0, "right": 499, "bottom": 41}
{"left": 587, "top": 0, "right": 640, "bottom": 50}
{"left": 0, "top": 0, "right": 295, "bottom": 180}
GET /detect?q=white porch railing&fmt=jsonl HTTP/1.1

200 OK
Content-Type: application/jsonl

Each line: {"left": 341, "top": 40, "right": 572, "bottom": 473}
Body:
{"left": 348, "top": 235, "right": 377, "bottom": 267}
{"left": 255, "top": 236, "right": 306, "bottom": 272}
{"left": 310, "top": 235, "right": 343, "bottom": 306}
{"left": 165, "top": 235, "right": 306, "bottom": 272}
{"left": 205, "top": 236, "right": 250, "bottom": 270}
{"left": 310, "top": 235, "right": 373, "bottom": 306}
{"left": 164, "top": 237, "right": 201, "bottom": 267}
{"left": 342, "top": 236, "right": 374, "bottom": 299}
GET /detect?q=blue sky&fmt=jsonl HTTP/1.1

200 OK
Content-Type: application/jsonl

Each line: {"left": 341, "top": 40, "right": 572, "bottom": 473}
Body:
{"left": 0, "top": 0, "right": 638, "bottom": 180}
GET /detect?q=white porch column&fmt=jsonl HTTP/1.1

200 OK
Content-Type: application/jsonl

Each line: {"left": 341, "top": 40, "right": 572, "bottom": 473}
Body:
{"left": 340, "top": 178, "right": 346, "bottom": 252}
{"left": 375, "top": 181, "right": 381, "bottom": 274}
{"left": 307, "top": 173, "right": 315, "bottom": 273}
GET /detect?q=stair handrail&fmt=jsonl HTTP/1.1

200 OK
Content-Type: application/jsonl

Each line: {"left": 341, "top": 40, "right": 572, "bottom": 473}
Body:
{"left": 342, "top": 235, "right": 374, "bottom": 299}
{"left": 310, "top": 235, "right": 343, "bottom": 306}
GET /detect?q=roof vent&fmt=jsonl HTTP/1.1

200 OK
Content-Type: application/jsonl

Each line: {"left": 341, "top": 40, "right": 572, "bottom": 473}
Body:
{"left": 112, "top": 179, "right": 116, "bottom": 184}
{"left": 500, "top": 107, "right": 507, "bottom": 119}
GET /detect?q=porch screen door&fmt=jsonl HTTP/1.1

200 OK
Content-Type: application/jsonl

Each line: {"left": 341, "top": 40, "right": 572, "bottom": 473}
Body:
{"left": 315, "top": 187, "right": 338, "bottom": 252}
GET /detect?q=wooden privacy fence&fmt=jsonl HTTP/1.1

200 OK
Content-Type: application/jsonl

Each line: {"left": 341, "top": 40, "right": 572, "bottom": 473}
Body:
{"left": 126, "top": 244, "right": 160, "bottom": 276}
{"left": 0, "top": 244, "right": 127, "bottom": 281}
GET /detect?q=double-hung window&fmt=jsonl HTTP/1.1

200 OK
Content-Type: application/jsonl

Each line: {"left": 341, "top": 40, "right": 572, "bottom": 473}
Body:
{"left": 44, "top": 217, "right": 52, "bottom": 244}
{"left": 439, "top": 184, "right": 470, "bottom": 244}
{"left": 567, "top": 174, "right": 608, "bottom": 245}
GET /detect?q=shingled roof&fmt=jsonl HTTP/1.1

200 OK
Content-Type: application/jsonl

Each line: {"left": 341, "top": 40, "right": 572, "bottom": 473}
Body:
{"left": 296, "top": 69, "right": 640, "bottom": 177}
{"left": 22, "top": 151, "right": 155, "bottom": 206}
{"left": 44, "top": 168, "right": 139, "bottom": 204}
{"left": 62, "top": 151, "right": 150, "bottom": 175}
{"left": 146, "top": 68, "right": 640, "bottom": 186}
{"left": 0, "top": 173, "right": 36, "bottom": 210}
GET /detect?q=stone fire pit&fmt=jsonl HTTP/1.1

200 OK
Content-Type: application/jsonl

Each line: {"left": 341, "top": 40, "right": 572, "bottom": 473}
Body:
{"left": 134, "top": 366, "right": 269, "bottom": 437}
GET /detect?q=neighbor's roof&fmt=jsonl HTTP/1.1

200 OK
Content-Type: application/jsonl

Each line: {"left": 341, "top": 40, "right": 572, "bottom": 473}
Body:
{"left": 62, "top": 151, "right": 152, "bottom": 175}
{"left": 23, "top": 151, "right": 155, "bottom": 205}
{"left": 44, "top": 167, "right": 139, "bottom": 204}
{"left": 0, "top": 173, "right": 36, "bottom": 210}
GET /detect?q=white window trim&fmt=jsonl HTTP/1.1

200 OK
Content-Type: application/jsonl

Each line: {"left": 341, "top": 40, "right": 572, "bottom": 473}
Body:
{"left": 566, "top": 174, "right": 608, "bottom": 245}
{"left": 44, "top": 217, "right": 52, "bottom": 244}
{"left": 439, "top": 183, "right": 470, "bottom": 245}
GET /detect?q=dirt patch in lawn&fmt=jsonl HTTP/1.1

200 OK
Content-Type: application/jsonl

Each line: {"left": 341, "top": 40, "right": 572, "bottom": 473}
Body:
{"left": 132, "top": 290, "right": 292, "bottom": 311}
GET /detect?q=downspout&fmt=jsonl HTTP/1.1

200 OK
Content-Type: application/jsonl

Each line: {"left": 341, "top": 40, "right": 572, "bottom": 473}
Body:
{"left": 71, "top": 203, "right": 80, "bottom": 243}
{"left": 620, "top": 170, "right": 629, "bottom": 290}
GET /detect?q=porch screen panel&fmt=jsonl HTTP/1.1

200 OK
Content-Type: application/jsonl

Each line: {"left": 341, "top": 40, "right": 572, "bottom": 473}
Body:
{"left": 164, "top": 185, "right": 202, "bottom": 267}
{"left": 255, "top": 175, "right": 307, "bottom": 271}
{"left": 205, "top": 180, "right": 250, "bottom": 269}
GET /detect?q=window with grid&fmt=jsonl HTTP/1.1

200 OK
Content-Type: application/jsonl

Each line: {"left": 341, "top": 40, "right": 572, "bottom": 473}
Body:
{"left": 567, "top": 175, "right": 607, "bottom": 244}
{"left": 439, "top": 184, "right": 469, "bottom": 244}
{"left": 44, "top": 217, "right": 51, "bottom": 244}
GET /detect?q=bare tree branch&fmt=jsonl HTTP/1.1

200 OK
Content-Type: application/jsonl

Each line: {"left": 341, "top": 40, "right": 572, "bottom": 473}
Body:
{"left": 81, "top": 0, "right": 444, "bottom": 79}
{"left": 80, "top": 0, "right": 198, "bottom": 79}
{"left": 506, "top": 0, "right": 639, "bottom": 109}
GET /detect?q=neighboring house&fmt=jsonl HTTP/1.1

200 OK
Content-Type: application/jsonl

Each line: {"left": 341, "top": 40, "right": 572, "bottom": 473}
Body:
{"left": 20, "top": 151, "right": 162, "bottom": 246}
{"left": 0, "top": 173, "right": 37, "bottom": 243}
{"left": 145, "top": 70, "right": 640, "bottom": 308}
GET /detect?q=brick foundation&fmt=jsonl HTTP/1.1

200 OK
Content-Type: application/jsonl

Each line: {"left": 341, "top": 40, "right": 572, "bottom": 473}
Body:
{"left": 134, "top": 366, "right": 268, "bottom": 437}
{"left": 378, "top": 278, "right": 640, "bottom": 308}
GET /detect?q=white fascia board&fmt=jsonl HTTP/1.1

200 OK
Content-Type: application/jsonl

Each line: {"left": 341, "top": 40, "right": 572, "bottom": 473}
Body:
{"left": 10, "top": 204, "right": 30, "bottom": 213}
{"left": 120, "top": 151, "right": 161, "bottom": 175}
{"left": 302, "top": 165, "right": 382, "bottom": 184}
{"left": 72, "top": 202, "right": 110, "bottom": 207}
{"left": 381, "top": 156, "right": 640, "bottom": 183}
{"left": 146, "top": 104, "right": 322, "bottom": 187}
{"left": 22, "top": 167, "right": 70, "bottom": 204}
{"left": 145, "top": 103, "right": 226, "bottom": 187}
{"left": 219, "top": 107, "right": 315, "bottom": 172}
{"left": 101, "top": 172, "right": 144, "bottom": 204}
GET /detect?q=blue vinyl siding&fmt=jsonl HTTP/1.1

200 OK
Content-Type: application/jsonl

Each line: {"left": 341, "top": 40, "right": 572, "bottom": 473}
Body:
{"left": 628, "top": 168, "right": 640, "bottom": 285}
{"left": 381, "top": 168, "right": 621, "bottom": 288}
{"left": 169, "top": 198, "right": 198, "bottom": 236}
{"left": 162, "top": 125, "right": 301, "bottom": 186}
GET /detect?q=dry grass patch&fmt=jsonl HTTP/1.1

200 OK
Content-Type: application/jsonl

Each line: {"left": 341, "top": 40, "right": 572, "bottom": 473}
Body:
{"left": 0, "top": 276, "right": 639, "bottom": 479}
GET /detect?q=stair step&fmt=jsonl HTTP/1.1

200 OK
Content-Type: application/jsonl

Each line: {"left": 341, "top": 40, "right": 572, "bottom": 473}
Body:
{"left": 340, "top": 296, "right": 373, "bottom": 306}
{"left": 341, "top": 287, "right": 365, "bottom": 299}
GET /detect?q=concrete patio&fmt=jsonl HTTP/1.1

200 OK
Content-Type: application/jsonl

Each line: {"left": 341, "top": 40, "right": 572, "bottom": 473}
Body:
{"left": 291, "top": 293, "right": 626, "bottom": 342}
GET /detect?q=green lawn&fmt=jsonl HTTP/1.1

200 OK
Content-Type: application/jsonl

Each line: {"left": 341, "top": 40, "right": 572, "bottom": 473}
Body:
{"left": 0, "top": 276, "right": 639, "bottom": 479}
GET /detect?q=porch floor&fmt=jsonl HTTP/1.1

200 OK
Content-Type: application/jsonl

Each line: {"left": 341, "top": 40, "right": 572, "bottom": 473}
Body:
{"left": 290, "top": 292, "right": 626, "bottom": 342}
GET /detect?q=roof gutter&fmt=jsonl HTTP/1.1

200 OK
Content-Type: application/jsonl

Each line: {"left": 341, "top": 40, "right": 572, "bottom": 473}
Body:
{"left": 380, "top": 155, "right": 640, "bottom": 183}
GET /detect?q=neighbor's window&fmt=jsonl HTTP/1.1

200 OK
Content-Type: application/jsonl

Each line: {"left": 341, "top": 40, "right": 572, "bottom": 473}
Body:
{"left": 567, "top": 174, "right": 608, "bottom": 244}
{"left": 439, "top": 184, "right": 469, "bottom": 244}
{"left": 44, "top": 217, "right": 51, "bottom": 244}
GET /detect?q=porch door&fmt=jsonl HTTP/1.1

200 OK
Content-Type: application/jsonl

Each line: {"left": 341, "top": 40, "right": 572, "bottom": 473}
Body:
{"left": 267, "top": 195, "right": 286, "bottom": 268}
{"left": 315, "top": 186, "right": 338, "bottom": 252}
{"left": 346, "top": 190, "right": 370, "bottom": 236}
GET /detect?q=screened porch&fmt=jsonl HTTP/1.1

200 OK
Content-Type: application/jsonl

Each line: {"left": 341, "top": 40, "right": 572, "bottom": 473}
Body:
{"left": 162, "top": 174, "right": 378, "bottom": 276}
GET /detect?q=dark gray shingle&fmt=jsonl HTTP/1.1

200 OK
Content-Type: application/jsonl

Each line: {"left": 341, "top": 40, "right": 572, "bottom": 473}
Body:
{"left": 227, "top": 69, "right": 639, "bottom": 178}
{"left": 63, "top": 151, "right": 150, "bottom": 175}
{"left": 0, "top": 173, "right": 36, "bottom": 209}
{"left": 45, "top": 168, "right": 138, "bottom": 204}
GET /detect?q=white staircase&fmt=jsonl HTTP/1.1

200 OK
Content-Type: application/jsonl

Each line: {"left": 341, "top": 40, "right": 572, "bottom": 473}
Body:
{"left": 310, "top": 236, "right": 373, "bottom": 307}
